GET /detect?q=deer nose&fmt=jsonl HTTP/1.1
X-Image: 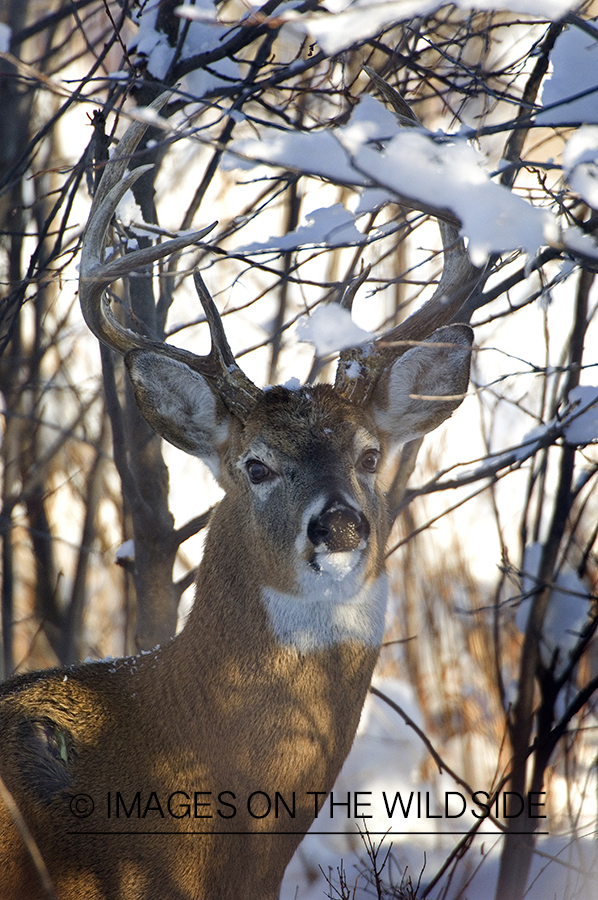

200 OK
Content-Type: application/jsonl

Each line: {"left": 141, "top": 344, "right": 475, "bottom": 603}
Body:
{"left": 307, "top": 502, "right": 370, "bottom": 553}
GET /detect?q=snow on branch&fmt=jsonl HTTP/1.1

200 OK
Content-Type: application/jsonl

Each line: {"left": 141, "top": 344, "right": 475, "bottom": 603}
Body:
{"left": 281, "top": 0, "right": 580, "bottom": 56}
{"left": 227, "top": 93, "right": 564, "bottom": 264}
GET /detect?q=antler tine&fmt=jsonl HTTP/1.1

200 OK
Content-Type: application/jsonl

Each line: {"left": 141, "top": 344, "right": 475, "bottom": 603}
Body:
{"left": 383, "top": 222, "right": 479, "bottom": 342}
{"left": 191, "top": 271, "right": 263, "bottom": 419}
{"left": 92, "top": 92, "right": 170, "bottom": 209}
{"left": 334, "top": 74, "right": 481, "bottom": 406}
{"left": 339, "top": 264, "right": 371, "bottom": 312}
{"left": 335, "top": 223, "right": 479, "bottom": 405}
{"left": 79, "top": 92, "right": 262, "bottom": 422}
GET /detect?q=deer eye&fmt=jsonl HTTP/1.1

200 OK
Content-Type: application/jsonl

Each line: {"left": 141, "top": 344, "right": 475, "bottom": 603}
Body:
{"left": 358, "top": 449, "right": 380, "bottom": 474}
{"left": 246, "top": 459, "right": 273, "bottom": 484}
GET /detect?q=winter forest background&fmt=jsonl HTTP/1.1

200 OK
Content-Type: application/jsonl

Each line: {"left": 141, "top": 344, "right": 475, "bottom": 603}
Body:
{"left": 1, "top": 0, "right": 598, "bottom": 898}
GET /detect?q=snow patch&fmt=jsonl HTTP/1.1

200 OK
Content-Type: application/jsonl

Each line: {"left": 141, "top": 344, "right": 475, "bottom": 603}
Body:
{"left": 0, "top": 23, "right": 11, "bottom": 53}
{"left": 237, "top": 204, "right": 366, "bottom": 253}
{"left": 297, "top": 305, "right": 374, "bottom": 356}
{"left": 537, "top": 20, "right": 598, "bottom": 126}
{"left": 130, "top": 0, "right": 239, "bottom": 93}
{"left": 563, "top": 126, "right": 598, "bottom": 209}
{"left": 280, "top": 377, "right": 302, "bottom": 391}
{"left": 563, "top": 385, "right": 598, "bottom": 445}
{"left": 517, "top": 543, "right": 591, "bottom": 675}
{"left": 106, "top": 70, "right": 130, "bottom": 82}
{"left": 115, "top": 539, "right": 135, "bottom": 563}
{"left": 116, "top": 189, "right": 146, "bottom": 228}
{"left": 283, "top": 0, "right": 578, "bottom": 56}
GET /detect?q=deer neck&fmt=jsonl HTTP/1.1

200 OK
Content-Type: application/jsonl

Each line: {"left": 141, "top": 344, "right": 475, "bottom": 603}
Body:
{"left": 163, "top": 496, "right": 387, "bottom": 803}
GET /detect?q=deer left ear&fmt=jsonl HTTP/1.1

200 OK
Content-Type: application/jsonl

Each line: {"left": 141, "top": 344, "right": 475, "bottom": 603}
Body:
{"left": 372, "top": 324, "right": 473, "bottom": 451}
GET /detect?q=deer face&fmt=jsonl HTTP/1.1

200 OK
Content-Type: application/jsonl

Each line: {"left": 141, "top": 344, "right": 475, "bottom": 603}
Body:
{"left": 127, "top": 352, "right": 389, "bottom": 591}
{"left": 222, "top": 384, "right": 391, "bottom": 651}
{"left": 227, "top": 384, "right": 388, "bottom": 597}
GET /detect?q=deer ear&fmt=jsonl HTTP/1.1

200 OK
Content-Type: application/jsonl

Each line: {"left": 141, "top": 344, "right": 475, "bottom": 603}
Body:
{"left": 125, "top": 350, "right": 230, "bottom": 477}
{"left": 372, "top": 324, "right": 473, "bottom": 451}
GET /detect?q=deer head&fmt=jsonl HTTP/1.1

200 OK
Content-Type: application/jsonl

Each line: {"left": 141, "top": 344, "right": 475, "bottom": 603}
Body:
{"left": 79, "top": 102, "right": 475, "bottom": 646}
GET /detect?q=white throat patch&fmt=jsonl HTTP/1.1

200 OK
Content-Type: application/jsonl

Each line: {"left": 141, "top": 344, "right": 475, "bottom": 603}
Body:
{"left": 262, "top": 572, "right": 388, "bottom": 653}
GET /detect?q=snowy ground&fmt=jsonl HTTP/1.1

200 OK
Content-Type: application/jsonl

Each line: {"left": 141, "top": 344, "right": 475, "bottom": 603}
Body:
{"left": 281, "top": 678, "right": 597, "bottom": 900}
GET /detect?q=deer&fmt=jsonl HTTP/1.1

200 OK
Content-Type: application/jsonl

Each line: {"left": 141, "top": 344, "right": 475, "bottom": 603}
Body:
{"left": 0, "top": 93, "right": 477, "bottom": 900}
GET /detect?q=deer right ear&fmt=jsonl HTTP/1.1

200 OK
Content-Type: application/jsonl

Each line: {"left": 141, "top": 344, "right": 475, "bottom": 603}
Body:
{"left": 126, "top": 350, "right": 230, "bottom": 477}
{"left": 372, "top": 324, "right": 473, "bottom": 451}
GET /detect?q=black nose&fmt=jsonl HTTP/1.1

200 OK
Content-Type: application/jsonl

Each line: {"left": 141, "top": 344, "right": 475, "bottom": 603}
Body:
{"left": 307, "top": 501, "right": 370, "bottom": 552}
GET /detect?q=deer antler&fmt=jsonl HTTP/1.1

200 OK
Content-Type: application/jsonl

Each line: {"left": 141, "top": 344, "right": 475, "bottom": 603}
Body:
{"left": 334, "top": 76, "right": 481, "bottom": 406}
{"left": 79, "top": 92, "right": 262, "bottom": 421}
{"left": 335, "top": 223, "right": 479, "bottom": 405}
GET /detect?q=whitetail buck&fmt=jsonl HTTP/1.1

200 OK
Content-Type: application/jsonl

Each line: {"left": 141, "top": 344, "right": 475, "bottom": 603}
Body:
{"left": 0, "top": 95, "right": 476, "bottom": 899}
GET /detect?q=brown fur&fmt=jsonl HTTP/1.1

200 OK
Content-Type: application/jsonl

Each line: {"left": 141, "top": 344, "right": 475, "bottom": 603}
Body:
{"left": 0, "top": 387, "right": 386, "bottom": 900}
